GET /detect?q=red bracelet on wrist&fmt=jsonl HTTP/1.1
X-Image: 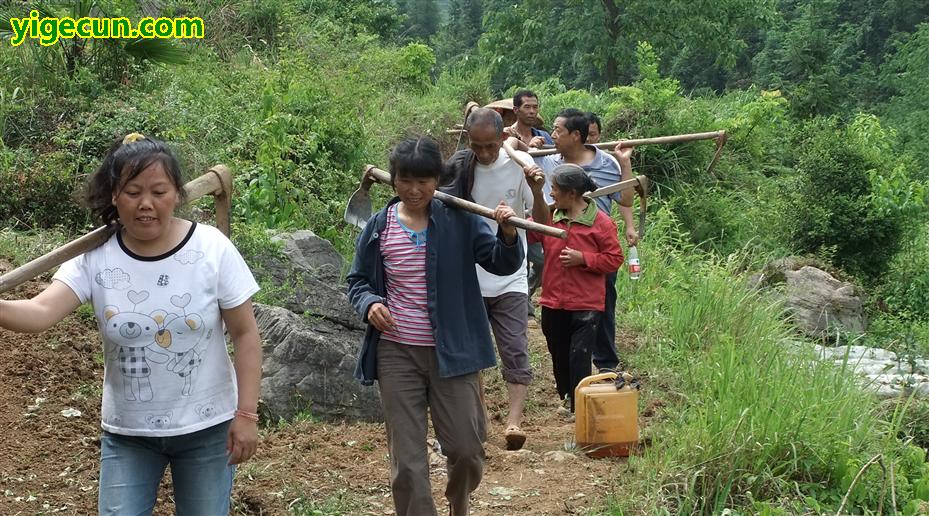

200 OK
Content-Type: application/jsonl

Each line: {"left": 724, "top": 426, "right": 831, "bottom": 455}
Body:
{"left": 234, "top": 409, "right": 259, "bottom": 422}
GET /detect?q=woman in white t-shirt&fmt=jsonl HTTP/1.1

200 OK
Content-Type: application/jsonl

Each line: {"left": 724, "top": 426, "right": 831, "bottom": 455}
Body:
{"left": 0, "top": 133, "right": 262, "bottom": 515}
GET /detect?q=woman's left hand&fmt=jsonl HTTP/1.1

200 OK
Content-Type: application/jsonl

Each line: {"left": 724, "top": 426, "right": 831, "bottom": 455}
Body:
{"left": 559, "top": 247, "right": 585, "bottom": 267}
{"left": 227, "top": 416, "right": 258, "bottom": 465}
{"left": 494, "top": 201, "right": 518, "bottom": 242}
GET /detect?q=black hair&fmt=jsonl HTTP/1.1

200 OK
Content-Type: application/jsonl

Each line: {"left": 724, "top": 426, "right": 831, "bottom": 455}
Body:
{"left": 513, "top": 89, "right": 539, "bottom": 108}
{"left": 585, "top": 112, "right": 602, "bottom": 132}
{"left": 556, "top": 108, "right": 589, "bottom": 143}
{"left": 85, "top": 135, "right": 186, "bottom": 225}
{"left": 388, "top": 137, "right": 444, "bottom": 186}
{"left": 465, "top": 108, "right": 504, "bottom": 136}
{"left": 551, "top": 164, "right": 597, "bottom": 197}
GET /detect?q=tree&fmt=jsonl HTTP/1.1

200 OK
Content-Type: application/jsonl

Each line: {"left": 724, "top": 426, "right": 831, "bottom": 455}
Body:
{"left": 478, "top": 0, "right": 775, "bottom": 89}
{"left": 751, "top": 0, "right": 929, "bottom": 117}
{"left": 0, "top": 0, "right": 186, "bottom": 89}
{"left": 435, "top": 0, "right": 482, "bottom": 64}
{"left": 881, "top": 23, "right": 929, "bottom": 171}
{"left": 397, "top": 0, "right": 440, "bottom": 41}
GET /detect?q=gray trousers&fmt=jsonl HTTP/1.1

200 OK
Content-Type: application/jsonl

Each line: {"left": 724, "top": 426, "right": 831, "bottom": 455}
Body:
{"left": 377, "top": 340, "right": 486, "bottom": 516}
{"left": 484, "top": 291, "right": 533, "bottom": 385}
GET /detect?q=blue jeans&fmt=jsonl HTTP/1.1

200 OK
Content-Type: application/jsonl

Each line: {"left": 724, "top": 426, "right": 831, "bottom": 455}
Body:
{"left": 98, "top": 419, "right": 234, "bottom": 515}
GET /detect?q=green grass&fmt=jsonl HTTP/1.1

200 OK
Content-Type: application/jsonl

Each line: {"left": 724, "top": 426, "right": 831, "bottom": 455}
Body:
{"left": 607, "top": 206, "right": 929, "bottom": 514}
{"left": 0, "top": 227, "right": 74, "bottom": 269}
{"left": 72, "top": 382, "right": 103, "bottom": 401}
{"left": 289, "top": 489, "right": 362, "bottom": 515}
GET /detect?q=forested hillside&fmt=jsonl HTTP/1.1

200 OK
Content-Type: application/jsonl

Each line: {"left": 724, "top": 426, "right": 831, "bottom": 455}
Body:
{"left": 1, "top": 0, "right": 928, "bottom": 513}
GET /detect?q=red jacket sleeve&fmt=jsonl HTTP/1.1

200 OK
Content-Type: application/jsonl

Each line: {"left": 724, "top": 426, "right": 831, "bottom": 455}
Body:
{"left": 581, "top": 213, "right": 623, "bottom": 274}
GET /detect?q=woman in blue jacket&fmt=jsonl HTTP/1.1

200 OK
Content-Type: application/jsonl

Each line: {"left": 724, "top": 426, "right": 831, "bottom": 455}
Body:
{"left": 347, "top": 136, "right": 523, "bottom": 516}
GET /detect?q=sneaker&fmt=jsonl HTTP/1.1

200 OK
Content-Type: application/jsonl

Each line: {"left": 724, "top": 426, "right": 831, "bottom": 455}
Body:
{"left": 527, "top": 318, "right": 538, "bottom": 329}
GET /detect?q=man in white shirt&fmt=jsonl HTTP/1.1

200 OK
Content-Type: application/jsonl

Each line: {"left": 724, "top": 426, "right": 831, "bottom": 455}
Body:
{"left": 441, "top": 108, "right": 548, "bottom": 450}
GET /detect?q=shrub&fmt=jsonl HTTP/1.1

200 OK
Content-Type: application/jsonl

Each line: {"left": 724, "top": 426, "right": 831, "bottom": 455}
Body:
{"left": 878, "top": 222, "right": 929, "bottom": 320}
{"left": 785, "top": 116, "right": 906, "bottom": 280}
{"left": 0, "top": 148, "right": 90, "bottom": 229}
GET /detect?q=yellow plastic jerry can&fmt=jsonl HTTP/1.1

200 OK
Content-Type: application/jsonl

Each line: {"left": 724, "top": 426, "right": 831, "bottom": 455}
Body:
{"left": 574, "top": 372, "right": 639, "bottom": 458}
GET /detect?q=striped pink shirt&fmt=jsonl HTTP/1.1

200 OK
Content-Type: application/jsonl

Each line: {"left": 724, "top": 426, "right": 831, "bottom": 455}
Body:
{"left": 380, "top": 204, "right": 435, "bottom": 346}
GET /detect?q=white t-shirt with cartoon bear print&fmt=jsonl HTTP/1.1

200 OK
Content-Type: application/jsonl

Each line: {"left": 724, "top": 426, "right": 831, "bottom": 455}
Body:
{"left": 54, "top": 222, "right": 259, "bottom": 437}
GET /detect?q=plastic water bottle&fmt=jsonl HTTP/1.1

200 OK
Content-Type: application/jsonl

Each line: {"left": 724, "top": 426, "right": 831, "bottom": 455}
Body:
{"left": 628, "top": 246, "right": 641, "bottom": 280}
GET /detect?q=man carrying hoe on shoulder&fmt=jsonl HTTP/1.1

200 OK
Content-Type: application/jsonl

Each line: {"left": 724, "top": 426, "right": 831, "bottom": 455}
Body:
{"left": 504, "top": 89, "right": 553, "bottom": 149}
{"left": 442, "top": 108, "right": 548, "bottom": 450}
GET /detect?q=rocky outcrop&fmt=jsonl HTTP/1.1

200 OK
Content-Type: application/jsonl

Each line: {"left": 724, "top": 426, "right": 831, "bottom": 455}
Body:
{"left": 254, "top": 230, "right": 381, "bottom": 422}
{"left": 256, "top": 304, "right": 382, "bottom": 422}
{"left": 260, "top": 230, "right": 363, "bottom": 331}
{"left": 751, "top": 258, "right": 867, "bottom": 339}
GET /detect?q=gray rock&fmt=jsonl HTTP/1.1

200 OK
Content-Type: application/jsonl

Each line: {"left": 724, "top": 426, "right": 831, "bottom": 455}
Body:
{"left": 271, "top": 230, "right": 344, "bottom": 283}
{"left": 543, "top": 451, "right": 578, "bottom": 462}
{"left": 249, "top": 230, "right": 381, "bottom": 422}
{"left": 256, "top": 303, "right": 382, "bottom": 422}
{"left": 815, "top": 345, "right": 897, "bottom": 363}
{"left": 785, "top": 266, "right": 867, "bottom": 337}
{"left": 754, "top": 259, "right": 867, "bottom": 339}
{"left": 260, "top": 231, "right": 363, "bottom": 331}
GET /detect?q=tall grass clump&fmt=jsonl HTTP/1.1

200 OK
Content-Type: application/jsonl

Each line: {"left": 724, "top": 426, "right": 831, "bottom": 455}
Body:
{"left": 609, "top": 207, "right": 927, "bottom": 514}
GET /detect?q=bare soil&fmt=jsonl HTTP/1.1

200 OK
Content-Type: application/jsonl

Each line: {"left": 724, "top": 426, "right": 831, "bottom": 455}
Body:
{"left": 0, "top": 268, "right": 642, "bottom": 515}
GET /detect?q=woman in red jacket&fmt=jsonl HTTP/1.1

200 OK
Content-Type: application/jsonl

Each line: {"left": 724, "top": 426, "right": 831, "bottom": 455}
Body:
{"left": 528, "top": 164, "right": 623, "bottom": 414}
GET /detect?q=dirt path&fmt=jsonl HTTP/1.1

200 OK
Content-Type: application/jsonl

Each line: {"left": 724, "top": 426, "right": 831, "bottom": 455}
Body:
{"left": 0, "top": 271, "right": 633, "bottom": 515}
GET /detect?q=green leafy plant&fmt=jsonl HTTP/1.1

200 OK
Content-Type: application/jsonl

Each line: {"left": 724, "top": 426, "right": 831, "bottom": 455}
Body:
{"left": 785, "top": 116, "right": 906, "bottom": 280}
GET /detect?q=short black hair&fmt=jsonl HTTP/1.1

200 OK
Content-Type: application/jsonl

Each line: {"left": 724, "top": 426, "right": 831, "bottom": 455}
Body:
{"left": 513, "top": 89, "right": 539, "bottom": 108}
{"left": 86, "top": 135, "right": 186, "bottom": 226}
{"left": 585, "top": 112, "right": 601, "bottom": 132}
{"left": 465, "top": 108, "right": 504, "bottom": 136}
{"left": 552, "top": 164, "right": 597, "bottom": 196}
{"left": 388, "top": 137, "right": 443, "bottom": 186}
{"left": 555, "top": 108, "right": 589, "bottom": 143}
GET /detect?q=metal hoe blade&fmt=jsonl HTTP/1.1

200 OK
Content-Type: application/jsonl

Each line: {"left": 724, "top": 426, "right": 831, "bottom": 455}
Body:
{"left": 344, "top": 185, "right": 373, "bottom": 229}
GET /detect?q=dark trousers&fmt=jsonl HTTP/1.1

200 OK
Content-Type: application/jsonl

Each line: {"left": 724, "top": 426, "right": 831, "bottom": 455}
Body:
{"left": 540, "top": 308, "right": 602, "bottom": 411}
{"left": 592, "top": 271, "right": 620, "bottom": 371}
{"left": 526, "top": 242, "right": 544, "bottom": 316}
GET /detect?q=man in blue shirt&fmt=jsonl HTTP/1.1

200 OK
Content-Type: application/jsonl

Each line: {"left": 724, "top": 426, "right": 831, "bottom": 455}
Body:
{"left": 586, "top": 112, "right": 602, "bottom": 144}
{"left": 518, "top": 108, "right": 640, "bottom": 373}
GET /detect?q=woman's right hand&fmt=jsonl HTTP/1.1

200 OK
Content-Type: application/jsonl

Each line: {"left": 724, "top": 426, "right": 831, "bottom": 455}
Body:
{"left": 367, "top": 302, "right": 397, "bottom": 333}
